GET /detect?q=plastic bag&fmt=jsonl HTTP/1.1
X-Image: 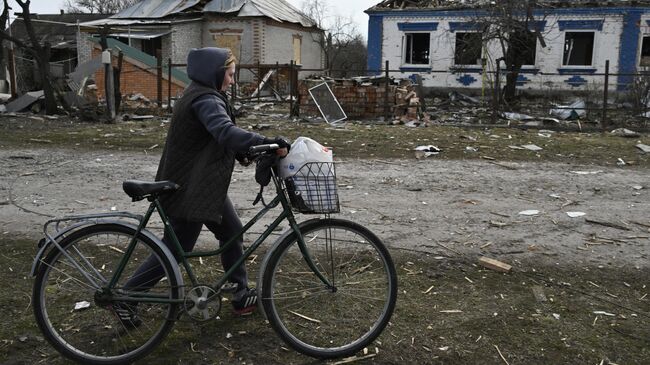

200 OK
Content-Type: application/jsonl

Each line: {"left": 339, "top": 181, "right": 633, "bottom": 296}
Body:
{"left": 278, "top": 137, "right": 333, "bottom": 178}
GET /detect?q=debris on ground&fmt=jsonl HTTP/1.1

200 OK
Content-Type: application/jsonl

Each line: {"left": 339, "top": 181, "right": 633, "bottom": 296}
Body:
{"left": 610, "top": 128, "right": 640, "bottom": 138}
{"left": 4, "top": 90, "right": 44, "bottom": 113}
{"left": 636, "top": 143, "right": 650, "bottom": 153}
{"left": 478, "top": 256, "right": 512, "bottom": 273}
{"left": 549, "top": 99, "right": 586, "bottom": 120}
{"left": 521, "top": 144, "right": 543, "bottom": 151}
{"left": 414, "top": 145, "right": 441, "bottom": 159}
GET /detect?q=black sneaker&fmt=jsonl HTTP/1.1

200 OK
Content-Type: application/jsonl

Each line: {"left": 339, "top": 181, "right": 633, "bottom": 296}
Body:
{"left": 231, "top": 287, "right": 257, "bottom": 316}
{"left": 113, "top": 302, "right": 142, "bottom": 329}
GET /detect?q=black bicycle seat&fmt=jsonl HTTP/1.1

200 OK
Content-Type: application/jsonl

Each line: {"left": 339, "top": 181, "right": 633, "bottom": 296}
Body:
{"left": 122, "top": 180, "right": 180, "bottom": 201}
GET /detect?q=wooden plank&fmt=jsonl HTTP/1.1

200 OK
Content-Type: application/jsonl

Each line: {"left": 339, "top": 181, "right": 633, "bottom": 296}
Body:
{"left": 478, "top": 256, "right": 512, "bottom": 273}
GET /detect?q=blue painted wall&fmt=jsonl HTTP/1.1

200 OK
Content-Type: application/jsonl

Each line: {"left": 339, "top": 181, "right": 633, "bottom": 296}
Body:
{"left": 367, "top": 15, "right": 384, "bottom": 74}
{"left": 618, "top": 9, "right": 643, "bottom": 91}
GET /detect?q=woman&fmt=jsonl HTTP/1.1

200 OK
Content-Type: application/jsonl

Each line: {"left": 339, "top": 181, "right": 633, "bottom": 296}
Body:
{"left": 118, "top": 47, "right": 289, "bottom": 326}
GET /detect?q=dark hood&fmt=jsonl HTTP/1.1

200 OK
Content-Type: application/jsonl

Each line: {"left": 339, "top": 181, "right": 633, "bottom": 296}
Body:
{"left": 186, "top": 47, "right": 230, "bottom": 90}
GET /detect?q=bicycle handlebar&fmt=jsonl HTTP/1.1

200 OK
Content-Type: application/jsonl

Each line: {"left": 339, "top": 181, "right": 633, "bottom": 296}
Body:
{"left": 248, "top": 143, "right": 280, "bottom": 157}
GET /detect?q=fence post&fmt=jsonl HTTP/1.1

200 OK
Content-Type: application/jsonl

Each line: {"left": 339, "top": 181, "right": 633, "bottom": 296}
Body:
{"left": 602, "top": 60, "right": 610, "bottom": 132}
{"left": 167, "top": 58, "right": 172, "bottom": 112}
{"left": 492, "top": 60, "right": 501, "bottom": 124}
{"left": 289, "top": 60, "right": 295, "bottom": 117}
{"left": 257, "top": 61, "right": 261, "bottom": 104}
{"left": 384, "top": 60, "right": 390, "bottom": 122}
{"left": 232, "top": 65, "right": 237, "bottom": 107}
{"left": 156, "top": 50, "right": 162, "bottom": 108}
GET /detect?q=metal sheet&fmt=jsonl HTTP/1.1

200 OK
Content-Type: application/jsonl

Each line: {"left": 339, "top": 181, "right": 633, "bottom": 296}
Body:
{"left": 5, "top": 91, "right": 44, "bottom": 113}
{"left": 308, "top": 83, "right": 347, "bottom": 124}
{"left": 113, "top": 0, "right": 201, "bottom": 18}
{"left": 109, "top": 31, "right": 171, "bottom": 39}
{"left": 204, "top": 0, "right": 247, "bottom": 13}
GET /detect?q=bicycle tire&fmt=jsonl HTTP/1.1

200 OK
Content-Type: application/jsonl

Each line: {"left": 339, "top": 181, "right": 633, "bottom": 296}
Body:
{"left": 33, "top": 223, "right": 180, "bottom": 365}
{"left": 261, "top": 218, "right": 397, "bottom": 358}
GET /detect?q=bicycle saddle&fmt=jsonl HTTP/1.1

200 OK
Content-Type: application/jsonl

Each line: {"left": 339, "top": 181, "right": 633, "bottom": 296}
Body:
{"left": 122, "top": 180, "right": 180, "bottom": 202}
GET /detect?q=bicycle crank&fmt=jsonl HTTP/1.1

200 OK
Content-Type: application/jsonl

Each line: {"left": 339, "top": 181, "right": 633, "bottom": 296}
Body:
{"left": 184, "top": 285, "right": 221, "bottom": 322}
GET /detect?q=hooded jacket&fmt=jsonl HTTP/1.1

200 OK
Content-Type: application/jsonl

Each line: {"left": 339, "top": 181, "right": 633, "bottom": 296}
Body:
{"left": 156, "top": 47, "right": 265, "bottom": 223}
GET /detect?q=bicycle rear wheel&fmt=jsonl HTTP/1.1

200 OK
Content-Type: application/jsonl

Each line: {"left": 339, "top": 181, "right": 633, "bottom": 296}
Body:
{"left": 33, "top": 223, "right": 180, "bottom": 365}
{"left": 261, "top": 218, "right": 397, "bottom": 358}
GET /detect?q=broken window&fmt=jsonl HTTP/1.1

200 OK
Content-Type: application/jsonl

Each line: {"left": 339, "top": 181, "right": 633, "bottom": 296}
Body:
{"left": 404, "top": 33, "right": 430, "bottom": 64}
{"left": 563, "top": 32, "right": 594, "bottom": 66}
{"left": 640, "top": 36, "right": 650, "bottom": 66}
{"left": 293, "top": 35, "right": 302, "bottom": 65}
{"left": 454, "top": 32, "right": 482, "bottom": 65}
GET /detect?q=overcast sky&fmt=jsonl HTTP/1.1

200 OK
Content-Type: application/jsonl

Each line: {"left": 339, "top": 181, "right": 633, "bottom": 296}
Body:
{"left": 4, "top": 0, "right": 379, "bottom": 35}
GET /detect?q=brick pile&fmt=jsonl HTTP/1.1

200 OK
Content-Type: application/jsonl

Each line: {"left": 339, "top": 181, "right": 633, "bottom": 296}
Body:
{"left": 298, "top": 79, "right": 397, "bottom": 120}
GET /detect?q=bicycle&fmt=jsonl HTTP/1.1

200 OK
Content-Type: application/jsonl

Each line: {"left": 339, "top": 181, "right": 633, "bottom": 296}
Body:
{"left": 30, "top": 143, "right": 398, "bottom": 364}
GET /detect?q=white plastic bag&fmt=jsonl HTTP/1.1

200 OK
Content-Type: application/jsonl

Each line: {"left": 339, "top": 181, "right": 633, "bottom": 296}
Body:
{"left": 278, "top": 137, "right": 333, "bottom": 178}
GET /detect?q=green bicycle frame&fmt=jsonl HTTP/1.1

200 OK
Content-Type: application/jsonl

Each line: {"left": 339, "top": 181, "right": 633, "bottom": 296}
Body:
{"left": 107, "top": 170, "right": 333, "bottom": 305}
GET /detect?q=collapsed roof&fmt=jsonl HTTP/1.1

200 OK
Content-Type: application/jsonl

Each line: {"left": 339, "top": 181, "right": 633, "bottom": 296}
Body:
{"left": 81, "top": 0, "right": 317, "bottom": 28}
{"left": 368, "top": 0, "right": 650, "bottom": 11}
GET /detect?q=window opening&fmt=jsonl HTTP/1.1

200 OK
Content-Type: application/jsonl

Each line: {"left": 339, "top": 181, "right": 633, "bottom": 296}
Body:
{"left": 454, "top": 32, "right": 482, "bottom": 65}
{"left": 563, "top": 32, "right": 594, "bottom": 66}
{"left": 404, "top": 33, "right": 430, "bottom": 64}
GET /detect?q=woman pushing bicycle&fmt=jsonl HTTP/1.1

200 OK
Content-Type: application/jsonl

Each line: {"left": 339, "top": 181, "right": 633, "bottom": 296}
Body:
{"left": 119, "top": 47, "right": 290, "bottom": 323}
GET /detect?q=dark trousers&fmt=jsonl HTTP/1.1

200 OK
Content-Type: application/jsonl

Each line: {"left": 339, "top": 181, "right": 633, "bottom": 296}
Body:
{"left": 125, "top": 197, "right": 248, "bottom": 292}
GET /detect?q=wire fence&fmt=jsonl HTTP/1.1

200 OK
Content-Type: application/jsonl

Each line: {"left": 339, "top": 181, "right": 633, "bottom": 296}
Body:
{"left": 155, "top": 58, "right": 650, "bottom": 130}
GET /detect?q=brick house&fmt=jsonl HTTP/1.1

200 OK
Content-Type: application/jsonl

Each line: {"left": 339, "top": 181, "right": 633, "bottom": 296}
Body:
{"left": 365, "top": 0, "right": 650, "bottom": 93}
{"left": 78, "top": 0, "right": 325, "bottom": 101}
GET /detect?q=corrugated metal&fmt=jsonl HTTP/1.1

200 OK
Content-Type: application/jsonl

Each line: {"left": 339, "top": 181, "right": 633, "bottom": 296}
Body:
{"left": 81, "top": 0, "right": 317, "bottom": 28}
{"left": 203, "top": 0, "right": 247, "bottom": 13}
{"left": 241, "top": 0, "right": 315, "bottom": 27}
{"left": 113, "top": 0, "right": 201, "bottom": 18}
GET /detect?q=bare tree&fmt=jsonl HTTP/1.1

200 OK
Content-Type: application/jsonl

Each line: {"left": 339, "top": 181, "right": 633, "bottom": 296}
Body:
{"left": 0, "top": 0, "right": 64, "bottom": 114}
{"left": 64, "top": 0, "right": 137, "bottom": 14}
{"left": 477, "top": 0, "right": 547, "bottom": 102}
{"left": 301, "top": 0, "right": 367, "bottom": 76}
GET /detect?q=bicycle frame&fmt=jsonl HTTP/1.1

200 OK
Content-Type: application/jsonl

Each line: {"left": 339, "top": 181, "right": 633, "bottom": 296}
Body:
{"left": 55, "top": 169, "right": 334, "bottom": 306}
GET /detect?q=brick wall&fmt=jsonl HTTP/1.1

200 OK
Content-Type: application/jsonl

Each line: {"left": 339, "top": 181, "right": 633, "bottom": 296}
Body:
{"left": 299, "top": 80, "right": 396, "bottom": 120}
{"left": 92, "top": 48, "right": 186, "bottom": 102}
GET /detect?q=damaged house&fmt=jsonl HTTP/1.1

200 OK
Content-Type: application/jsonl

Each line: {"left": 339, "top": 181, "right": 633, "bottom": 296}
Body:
{"left": 1, "top": 12, "right": 108, "bottom": 94}
{"left": 77, "top": 0, "right": 324, "bottom": 101}
{"left": 366, "top": 0, "right": 650, "bottom": 93}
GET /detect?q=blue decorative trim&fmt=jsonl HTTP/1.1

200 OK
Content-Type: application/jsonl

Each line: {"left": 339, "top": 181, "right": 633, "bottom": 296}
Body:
{"left": 398, "top": 22, "right": 438, "bottom": 31}
{"left": 450, "top": 66, "right": 483, "bottom": 74}
{"left": 565, "top": 75, "right": 588, "bottom": 87}
{"left": 449, "top": 21, "right": 481, "bottom": 32}
{"left": 457, "top": 74, "right": 478, "bottom": 86}
{"left": 519, "top": 68, "right": 540, "bottom": 74}
{"left": 367, "top": 15, "right": 384, "bottom": 75}
{"left": 558, "top": 20, "right": 604, "bottom": 31}
{"left": 366, "top": 7, "right": 650, "bottom": 18}
{"left": 558, "top": 68, "right": 597, "bottom": 75}
{"left": 516, "top": 74, "right": 531, "bottom": 86}
{"left": 400, "top": 66, "right": 431, "bottom": 72}
{"left": 618, "top": 10, "right": 642, "bottom": 91}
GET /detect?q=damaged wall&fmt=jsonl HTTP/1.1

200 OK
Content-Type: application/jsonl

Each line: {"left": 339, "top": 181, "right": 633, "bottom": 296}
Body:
{"left": 298, "top": 79, "right": 396, "bottom": 120}
{"left": 91, "top": 47, "right": 186, "bottom": 102}
{"left": 367, "top": 5, "right": 650, "bottom": 93}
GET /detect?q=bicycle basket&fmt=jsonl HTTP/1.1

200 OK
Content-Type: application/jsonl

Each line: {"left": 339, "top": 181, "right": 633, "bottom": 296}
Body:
{"left": 284, "top": 162, "right": 340, "bottom": 214}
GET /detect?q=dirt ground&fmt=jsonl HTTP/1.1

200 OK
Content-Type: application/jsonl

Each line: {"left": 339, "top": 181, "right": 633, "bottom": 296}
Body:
{"left": 0, "top": 114, "right": 649, "bottom": 364}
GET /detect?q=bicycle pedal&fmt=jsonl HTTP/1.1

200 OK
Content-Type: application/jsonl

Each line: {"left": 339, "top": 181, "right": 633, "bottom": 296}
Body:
{"left": 220, "top": 282, "right": 239, "bottom": 293}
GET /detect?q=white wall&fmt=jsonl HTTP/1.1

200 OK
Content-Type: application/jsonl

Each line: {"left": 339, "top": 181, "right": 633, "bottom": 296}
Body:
{"left": 381, "top": 12, "right": 626, "bottom": 92}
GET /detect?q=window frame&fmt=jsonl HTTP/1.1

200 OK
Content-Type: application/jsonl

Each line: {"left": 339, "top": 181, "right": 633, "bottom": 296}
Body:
{"left": 402, "top": 31, "right": 431, "bottom": 66}
{"left": 562, "top": 30, "right": 596, "bottom": 67}
{"left": 453, "top": 31, "right": 483, "bottom": 66}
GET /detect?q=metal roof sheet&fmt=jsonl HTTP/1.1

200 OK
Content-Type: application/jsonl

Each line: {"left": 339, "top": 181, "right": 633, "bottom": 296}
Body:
{"left": 367, "top": 0, "right": 650, "bottom": 11}
{"left": 113, "top": 0, "right": 201, "bottom": 18}
{"left": 82, "top": 0, "right": 317, "bottom": 28}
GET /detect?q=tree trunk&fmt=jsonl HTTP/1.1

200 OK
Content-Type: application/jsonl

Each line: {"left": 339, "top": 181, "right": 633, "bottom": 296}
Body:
{"left": 35, "top": 43, "right": 59, "bottom": 114}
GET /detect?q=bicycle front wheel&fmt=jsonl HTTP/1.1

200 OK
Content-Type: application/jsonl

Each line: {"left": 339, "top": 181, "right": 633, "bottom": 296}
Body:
{"left": 261, "top": 218, "right": 397, "bottom": 358}
{"left": 33, "top": 223, "right": 180, "bottom": 365}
